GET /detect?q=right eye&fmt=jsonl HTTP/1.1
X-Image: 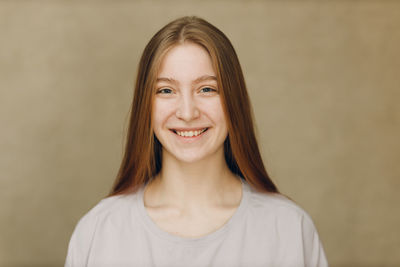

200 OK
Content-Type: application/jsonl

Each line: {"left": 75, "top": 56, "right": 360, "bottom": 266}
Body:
{"left": 156, "top": 88, "right": 173, "bottom": 94}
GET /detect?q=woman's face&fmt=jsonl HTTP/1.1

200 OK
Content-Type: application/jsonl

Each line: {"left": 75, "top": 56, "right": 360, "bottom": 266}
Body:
{"left": 152, "top": 42, "right": 228, "bottom": 163}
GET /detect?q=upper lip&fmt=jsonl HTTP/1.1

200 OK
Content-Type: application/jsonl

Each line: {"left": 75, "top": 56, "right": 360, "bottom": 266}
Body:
{"left": 170, "top": 127, "right": 209, "bottom": 131}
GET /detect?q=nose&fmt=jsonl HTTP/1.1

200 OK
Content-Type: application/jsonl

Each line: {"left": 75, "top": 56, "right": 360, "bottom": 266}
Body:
{"left": 175, "top": 93, "right": 200, "bottom": 121}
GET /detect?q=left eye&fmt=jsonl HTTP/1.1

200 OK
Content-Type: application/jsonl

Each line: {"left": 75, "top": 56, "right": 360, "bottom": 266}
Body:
{"left": 200, "top": 87, "right": 216, "bottom": 93}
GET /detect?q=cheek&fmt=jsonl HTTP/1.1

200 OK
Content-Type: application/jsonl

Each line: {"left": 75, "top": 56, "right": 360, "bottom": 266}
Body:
{"left": 199, "top": 98, "right": 227, "bottom": 124}
{"left": 152, "top": 100, "right": 175, "bottom": 128}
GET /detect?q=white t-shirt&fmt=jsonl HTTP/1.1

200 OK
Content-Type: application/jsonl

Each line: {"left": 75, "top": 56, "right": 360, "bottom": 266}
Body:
{"left": 65, "top": 178, "right": 329, "bottom": 267}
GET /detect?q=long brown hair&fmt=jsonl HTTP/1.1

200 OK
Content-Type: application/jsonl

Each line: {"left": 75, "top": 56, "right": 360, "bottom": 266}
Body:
{"left": 109, "top": 16, "right": 278, "bottom": 196}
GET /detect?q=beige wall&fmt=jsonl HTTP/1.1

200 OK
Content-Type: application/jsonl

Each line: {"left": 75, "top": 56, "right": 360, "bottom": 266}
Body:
{"left": 1, "top": 1, "right": 399, "bottom": 266}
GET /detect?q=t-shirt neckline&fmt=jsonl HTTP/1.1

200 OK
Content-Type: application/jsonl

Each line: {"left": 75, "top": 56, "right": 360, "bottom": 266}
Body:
{"left": 135, "top": 177, "right": 250, "bottom": 246}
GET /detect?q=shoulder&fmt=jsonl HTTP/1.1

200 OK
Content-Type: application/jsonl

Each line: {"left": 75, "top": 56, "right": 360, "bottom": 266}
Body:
{"left": 246, "top": 186, "right": 318, "bottom": 232}
{"left": 249, "top": 187, "right": 311, "bottom": 217}
{"left": 245, "top": 186, "right": 329, "bottom": 266}
{"left": 76, "top": 193, "right": 136, "bottom": 230}
{"left": 65, "top": 193, "right": 139, "bottom": 266}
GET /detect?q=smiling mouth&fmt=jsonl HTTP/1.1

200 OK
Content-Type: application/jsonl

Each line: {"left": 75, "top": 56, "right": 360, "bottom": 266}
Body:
{"left": 170, "top": 128, "right": 209, "bottom": 137}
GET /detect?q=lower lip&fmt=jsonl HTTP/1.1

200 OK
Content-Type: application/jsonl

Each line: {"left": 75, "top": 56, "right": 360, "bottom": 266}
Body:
{"left": 170, "top": 128, "right": 209, "bottom": 143}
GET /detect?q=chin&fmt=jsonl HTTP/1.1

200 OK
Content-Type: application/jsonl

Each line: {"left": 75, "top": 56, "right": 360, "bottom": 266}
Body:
{"left": 173, "top": 153, "right": 206, "bottom": 164}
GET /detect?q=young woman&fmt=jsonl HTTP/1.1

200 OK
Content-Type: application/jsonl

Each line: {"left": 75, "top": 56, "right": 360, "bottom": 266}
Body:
{"left": 65, "top": 16, "right": 328, "bottom": 267}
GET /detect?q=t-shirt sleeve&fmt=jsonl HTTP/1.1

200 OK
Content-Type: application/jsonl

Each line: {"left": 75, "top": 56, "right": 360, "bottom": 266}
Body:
{"left": 64, "top": 211, "right": 100, "bottom": 267}
{"left": 301, "top": 213, "right": 329, "bottom": 267}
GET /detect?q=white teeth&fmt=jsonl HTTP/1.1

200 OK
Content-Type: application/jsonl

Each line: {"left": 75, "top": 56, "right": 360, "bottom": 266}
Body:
{"left": 176, "top": 128, "right": 207, "bottom": 137}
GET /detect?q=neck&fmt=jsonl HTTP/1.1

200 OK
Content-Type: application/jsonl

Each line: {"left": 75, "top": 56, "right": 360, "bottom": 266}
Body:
{"left": 145, "top": 146, "right": 241, "bottom": 214}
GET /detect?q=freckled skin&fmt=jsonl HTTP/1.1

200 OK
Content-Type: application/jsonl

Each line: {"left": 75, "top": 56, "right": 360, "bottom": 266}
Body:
{"left": 146, "top": 43, "right": 242, "bottom": 238}
{"left": 152, "top": 43, "right": 228, "bottom": 163}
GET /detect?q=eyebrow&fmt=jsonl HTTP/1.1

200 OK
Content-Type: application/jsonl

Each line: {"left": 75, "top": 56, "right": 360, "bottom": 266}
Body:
{"left": 156, "top": 75, "right": 217, "bottom": 85}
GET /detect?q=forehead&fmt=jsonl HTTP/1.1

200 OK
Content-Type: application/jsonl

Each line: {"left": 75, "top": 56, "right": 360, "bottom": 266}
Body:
{"left": 156, "top": 43, "right": 217, "bottom": 82}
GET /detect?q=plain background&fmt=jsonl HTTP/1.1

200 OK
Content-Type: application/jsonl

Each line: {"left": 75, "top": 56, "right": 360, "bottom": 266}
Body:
{"left": 1, "top": 1, "right": 399, "bottom": 266}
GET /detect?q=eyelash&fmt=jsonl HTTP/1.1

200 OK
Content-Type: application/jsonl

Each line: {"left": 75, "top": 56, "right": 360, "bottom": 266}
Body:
{"left": 200, "top": 87, "right": 217, "bottom": 93}
{"left": 156, "top": 88, "right": 173, "bottom": 94}
{"left": 156, "top": 87, "right": 217, "bottom": 94}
